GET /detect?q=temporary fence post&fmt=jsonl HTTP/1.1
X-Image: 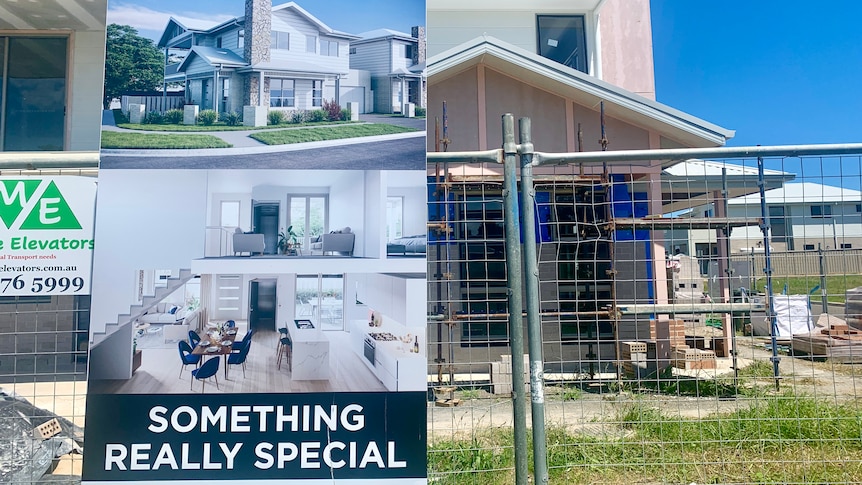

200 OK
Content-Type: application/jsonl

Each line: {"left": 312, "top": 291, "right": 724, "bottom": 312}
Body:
{"left": 501, "top": 114, "right": 529, "bottom": 485}
{"left": 517, "top": 117, "right": 549, "bottom": 485}
{"left": 757, "top": 156, "right": 780, "bottom": 390}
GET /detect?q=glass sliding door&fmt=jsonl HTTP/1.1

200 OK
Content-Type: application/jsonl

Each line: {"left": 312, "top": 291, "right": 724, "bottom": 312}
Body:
{"left": 288, "top": 195, "right": 327, "bottom": 250}
{"left": 2, "top": 37, "right": 68, "bottom": 151}
{"left": 295, "top": 274, "right": 343, "bottom": 331}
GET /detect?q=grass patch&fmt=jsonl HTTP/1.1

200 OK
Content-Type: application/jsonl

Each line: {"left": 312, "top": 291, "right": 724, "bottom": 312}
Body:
{"left": 754, "top": 274, "right": 862, "bottom": 302}
{"left": 459, "top": 388, "right": 481, "bottom": 400}
{"left": 250, "top": 123, "right": 416, "bottom": 145}
{"left": 429, "top": 395, "right": 862, "bottom": 484}
{"left": 101, "top": 131, "right": 231, "bottom": 149}
{"left": 115, "top": 120, "right": 356, "bottom": 132}
{"left": 737, "top": 359, "right": 775, "bottom": 378}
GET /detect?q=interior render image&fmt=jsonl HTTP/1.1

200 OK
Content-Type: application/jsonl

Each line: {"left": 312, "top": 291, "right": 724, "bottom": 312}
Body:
{"left": 86, "top": 169, "right": 426, "bottom": 394}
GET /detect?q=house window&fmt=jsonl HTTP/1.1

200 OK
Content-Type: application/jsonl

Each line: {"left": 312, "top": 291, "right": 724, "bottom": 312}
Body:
{"left": 841, "top": 243, "right": 853, "bottom": 249}
{"left": 306, "top": 35, "right": 316, "bottom": 53}
{"left": 404, "top": 44, "right": 413, "bottom": 59}
{"left": 386, "top": 196, "right": 403, "bottom": 241}
{"left": 238, "top": 29, "right": 244, "bottom": 49}
{"left": 1, "top": 37, "right": 68, "bottom": 151}
{"left": 288, "top": 195, "right": 328, "bottom": 248}
{"left": 804, "top": 244, "right": 816, "bottom": 251}
{"left": 769, "top": 206, "right": 788, "bottom": 243}
{"left": 220, "top": 201, "right": 240, "bottom": 228}
{"left": 856, "top": 204, "right": 861, "bottom": 213}
{"left": 296, "top": 274, "right": 343, "bottom": 331}
{"left": 320, "top": 39, "right": 338, "bottom": 57}
{"left": 220, "top": 78, "right": 230, "bottom": 113}
{"left": 271, "top": 31, "right": 289, "bottom": 50}
{"left": 312, "top": 80, "right": 323, "bottom": 107}
{"left": 536, "top": 15, "right": 588, "bottom": 73}
{"left": 349, "top": 47, "right": 356, "bottom": 55}
{"left": 270, "top": 79, "right": 295, "bottom": 107}
{"left": 216, "top": 37, "right": 222, "bottom": 48}
{"left": 811, "top": 205, "right": 832, "bottom": 218}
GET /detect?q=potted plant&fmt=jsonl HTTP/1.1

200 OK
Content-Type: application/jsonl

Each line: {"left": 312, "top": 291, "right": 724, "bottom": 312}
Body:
{"left": 278, "top": 226, "right": 299, "bottom": 254}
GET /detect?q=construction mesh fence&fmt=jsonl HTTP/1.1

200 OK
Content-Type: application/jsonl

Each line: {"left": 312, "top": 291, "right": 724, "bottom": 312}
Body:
{"left": 426, "top": 149, "right": 862, "bottom": 484}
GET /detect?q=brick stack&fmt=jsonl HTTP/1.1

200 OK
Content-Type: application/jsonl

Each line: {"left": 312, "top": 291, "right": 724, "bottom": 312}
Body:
{"left": 620, "top": 341, "right": 658, "bottom": 378}
{"left": 671, "top": 345, "right": 716, "bottom": 370}
{"left": 490, "top": 354, "right": 530, "bottom": 395}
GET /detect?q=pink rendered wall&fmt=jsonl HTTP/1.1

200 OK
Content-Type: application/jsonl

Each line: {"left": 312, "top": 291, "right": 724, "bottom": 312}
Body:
{"left": 599, "top": 0, "right": 656, "bottom": 100}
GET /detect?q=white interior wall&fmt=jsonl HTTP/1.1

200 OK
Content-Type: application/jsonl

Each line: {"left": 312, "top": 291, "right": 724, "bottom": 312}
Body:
{"left": 69, "top": 30, "right": 107, "bottom": 151}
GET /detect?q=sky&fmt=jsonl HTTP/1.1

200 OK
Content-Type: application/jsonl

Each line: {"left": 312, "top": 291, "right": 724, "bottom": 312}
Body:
{"left": 650, "top": 0, "right": 862, "bottom": 148}
{"left": 107, "top": 0, "right": 425, "bottom": 41}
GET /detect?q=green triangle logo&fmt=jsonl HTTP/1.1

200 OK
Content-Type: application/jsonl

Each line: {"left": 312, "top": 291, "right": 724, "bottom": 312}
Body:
{"left": 20, "top": 181, "right": 82, "bottom": 230}
{"left": 0, "top": 179, "right": 41, "bottom": 229}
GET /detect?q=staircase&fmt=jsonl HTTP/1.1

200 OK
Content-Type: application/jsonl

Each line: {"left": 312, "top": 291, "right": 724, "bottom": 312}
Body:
{"left": 90, "top": 268, "right": 196, "bottom": 347}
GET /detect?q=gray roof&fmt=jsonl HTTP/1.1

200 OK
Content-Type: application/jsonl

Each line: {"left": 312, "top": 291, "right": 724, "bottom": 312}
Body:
{"left": 177, "top": 47, "right": 247, "bottom": 72}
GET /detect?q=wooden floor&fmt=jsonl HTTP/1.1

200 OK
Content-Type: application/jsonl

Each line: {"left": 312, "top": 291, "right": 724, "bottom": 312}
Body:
{"left": 89, "top": 328, "right": 386, "bottom": 394}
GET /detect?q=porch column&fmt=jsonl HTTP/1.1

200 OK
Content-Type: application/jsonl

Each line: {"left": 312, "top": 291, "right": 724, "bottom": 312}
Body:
{"left": 259, "top": 71, "right": 265, "bottom": 107}
{"left": 335, "top": 76, "right": 340, "bottom": 104}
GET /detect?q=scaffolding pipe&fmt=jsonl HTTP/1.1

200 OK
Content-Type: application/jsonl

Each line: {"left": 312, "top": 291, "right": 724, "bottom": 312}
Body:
{"left": 529, "top": 142, "right": 862, "bottom": 166}
{"left": 758, "top": 156, "right": 781, "bottom": 390}
{"left": 501, "top": 114, "right": 529, "bottom": 485}
{"left": 517, "top": 117, "right": 548, "bottom": 485}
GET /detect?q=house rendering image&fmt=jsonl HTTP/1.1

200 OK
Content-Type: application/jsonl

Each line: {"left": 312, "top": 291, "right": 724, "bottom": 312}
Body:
{"left": 158, "top": 0, "right": 426, "bottom": 119}
{"left": 425, "top": 0, "right": 740, "bottom": 375}
{"left": 86, "top": 168, "right": 426, "bottom": 394}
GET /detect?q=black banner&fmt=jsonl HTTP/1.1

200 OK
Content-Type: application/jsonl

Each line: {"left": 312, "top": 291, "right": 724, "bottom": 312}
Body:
{"left": 82, "top": 392, "right": 427, "bottom": 481}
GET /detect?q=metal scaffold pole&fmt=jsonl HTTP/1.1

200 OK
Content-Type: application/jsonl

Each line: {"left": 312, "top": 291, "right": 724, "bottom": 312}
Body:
{"left": 757, "top": 156, "right": 780, "bottom": 390}
{"left": 501, "top": 114, "right": 529, "bottom": 485}
{"left": 517, "top": 117, "right": 549, "bottom": 485}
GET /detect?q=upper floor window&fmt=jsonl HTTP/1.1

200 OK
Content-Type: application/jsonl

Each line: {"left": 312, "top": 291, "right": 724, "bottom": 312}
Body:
{"left": 856, "top": 203, "right": 861, "bottom": 213}
{"left": 536, "top": 15, "right": 588, "bottom": 74}
{"left": 811, "top": 205, "right": 832, "bottom": 218}
{"left": 320, "top": 39, "right": 338, "bottom": 57}
{"left": 216, "top": 36, "right": 222, "bottom": 48}
{"left": 306, "top": 35, "right": 316, "bottom": 53}
{"left": 271, "top": 31, "right": 289, "bottom": 50}
{"left": 404, "top": 44, "right": 413, "bottom": 59}
{"left": 270, "top": 79, "right": 295, "bottom": 107}
{"left": 238, "top": 29, "right": 244, "bottom": 49}
{"left": 349, "top": 47, "right": 356, "bottom": 55}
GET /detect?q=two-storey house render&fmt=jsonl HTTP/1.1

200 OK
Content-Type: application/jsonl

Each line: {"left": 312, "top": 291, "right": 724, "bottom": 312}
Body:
{"left": 349, "top": 27, "right": 426, "bottom": 114}
{"left": 158, "top": 0, "right": 358, "bottom": 116}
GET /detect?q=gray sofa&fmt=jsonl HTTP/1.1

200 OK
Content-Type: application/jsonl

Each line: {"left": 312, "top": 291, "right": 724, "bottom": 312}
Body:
{"left": 233, "top": 228, "right": 265, "bottom": 255}
{"left": 310, "top": 227, "right": 355, "bottom": 256}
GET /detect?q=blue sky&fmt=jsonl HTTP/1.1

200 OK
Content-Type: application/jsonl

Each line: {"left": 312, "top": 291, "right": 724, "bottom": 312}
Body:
{"left": 651, "top": 0, "right": 862, "bottom": 148}
{"left": 107, "top": 0, "right": 425, "bottom": 41}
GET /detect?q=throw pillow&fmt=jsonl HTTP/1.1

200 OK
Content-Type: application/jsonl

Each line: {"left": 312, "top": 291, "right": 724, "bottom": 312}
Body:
{"left": 169, "top": 306, "right": 178, "bottom": 314}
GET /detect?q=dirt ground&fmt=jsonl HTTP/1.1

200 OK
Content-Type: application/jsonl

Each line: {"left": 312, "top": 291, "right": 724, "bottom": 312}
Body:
{"left": 428, "top": 325, "right": 862, "bottom": 441}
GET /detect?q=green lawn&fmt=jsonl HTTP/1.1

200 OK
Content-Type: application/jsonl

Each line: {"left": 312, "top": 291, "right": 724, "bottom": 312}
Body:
{"left": 428, "top": 395, "right": 862, "bottom": 484}
{"left": 101, "top": 131, "right": 231, "bottom": 149}
{"left": 249, "top": 123, "right": 417, "bottom": 145}
{"left": 753, "top": 274, "right": 862, "bottom": 302}
{"left": 115, "top": 120, "right": 356, "bottom": 132}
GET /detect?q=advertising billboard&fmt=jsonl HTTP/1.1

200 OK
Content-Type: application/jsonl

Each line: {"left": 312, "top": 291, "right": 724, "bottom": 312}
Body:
{"left": 83, "top": 1, "right": 427, "bottom": 483}
{"left": 0, "top": 176, "right": 96, "bottom": 297}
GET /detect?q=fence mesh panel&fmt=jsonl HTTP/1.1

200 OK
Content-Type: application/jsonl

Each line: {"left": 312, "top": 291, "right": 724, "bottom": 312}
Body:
{"left": 427, "top": 153, "right": 862, "bottom": 484}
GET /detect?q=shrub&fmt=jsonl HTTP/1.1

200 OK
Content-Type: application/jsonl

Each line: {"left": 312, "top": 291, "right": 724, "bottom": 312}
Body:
{"left": 308, "top": 109, "right": 327, "bottom": 123}
{"left": 197, "top": 109, "right": 218, "bottom": 126}
{"left": 322, "top": 98, "right": 342, "bottom": 122}
{"left": 221, "top": 111, "right": 242, "bottom": 126}
{"left": 142, "top": 111, "right": 163, "bottom": 124}
{"left": 164, "top": 109, "right": 184, "bottom": 124}
{"left": 289, "top": 110, "right": 306, "bottom": 124}
{"left": 340, "top": 108, "right": 352, "bottom": 121}
{"left": 268, "top": 110, "right": 285, "bottom": 125}
{"left": 415, "top": 107, "right": 426, "bottom": 117}
{"left": 112, "top": 109, "right": 129, "bottom": 124}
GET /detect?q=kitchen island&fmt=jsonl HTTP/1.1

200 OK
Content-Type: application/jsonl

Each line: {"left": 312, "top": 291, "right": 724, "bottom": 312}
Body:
{"left": 287, "top": 319, "right": 330, "bottom": 380}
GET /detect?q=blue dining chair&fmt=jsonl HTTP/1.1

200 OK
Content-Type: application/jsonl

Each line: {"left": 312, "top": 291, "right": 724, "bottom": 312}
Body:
{"left": 177, "top": 340, "right": 200, "bottom": 378}
{"left": 188, "top": 330, "right": 201, "bottom": 348}
{"left": 226, "top": 320, "right": 236, "bottom": 328}
{"left": 227, "top": 340, "right": 251, "bottom": 378}
{"left": 191, "top": 355, "right": 220, "bottom": 392}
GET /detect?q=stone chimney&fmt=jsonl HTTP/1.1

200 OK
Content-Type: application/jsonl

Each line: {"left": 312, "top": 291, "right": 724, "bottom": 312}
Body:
{"left": 244, "top": 0, "right": 272, "bottom": 65}
{"left": 411, "top": 26, "right": 425, "bottom": 65}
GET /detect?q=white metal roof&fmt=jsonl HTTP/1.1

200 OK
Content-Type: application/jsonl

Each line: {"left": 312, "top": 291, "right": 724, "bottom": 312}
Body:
{"left": 729, "top": 182, "right": 862, "bottom": 205}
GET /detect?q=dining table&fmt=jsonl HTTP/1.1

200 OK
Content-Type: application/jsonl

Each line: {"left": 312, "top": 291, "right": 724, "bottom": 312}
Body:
{"left": 191, "top": 327, "right": 240, "bottom": 378}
